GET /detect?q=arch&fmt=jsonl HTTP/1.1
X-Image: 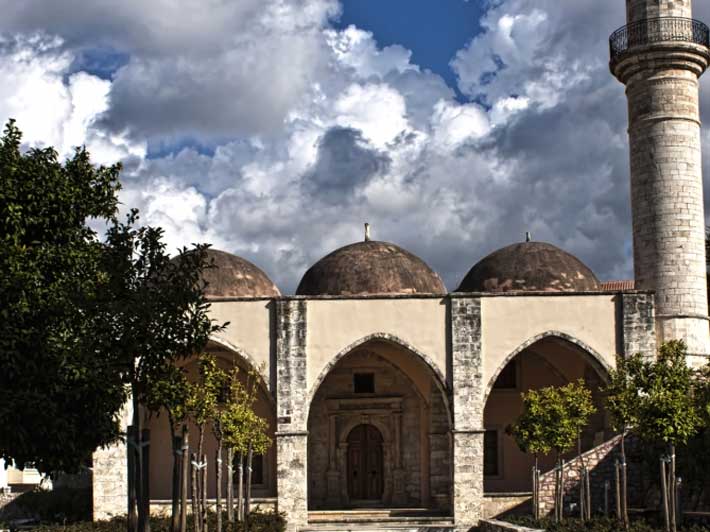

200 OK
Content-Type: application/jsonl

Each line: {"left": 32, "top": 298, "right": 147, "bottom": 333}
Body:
{"left": 483, "top": 330, "right": 613, "bottom": 404}
{"left": 305, "top": 332, "right": 452, "bottom": 425}
{"left": 339, "top": 416, "right": 394, "bottom": 447}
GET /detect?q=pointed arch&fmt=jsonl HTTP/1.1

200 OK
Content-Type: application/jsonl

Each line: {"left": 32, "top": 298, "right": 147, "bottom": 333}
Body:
{"left": 483, "top": 330, "right": 613, "bottom": 404}
{"left": 305, "top": 332, "right": 452, "bottom": 426}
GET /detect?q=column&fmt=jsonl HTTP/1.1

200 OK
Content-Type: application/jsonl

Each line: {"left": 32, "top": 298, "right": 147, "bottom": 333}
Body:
{"left": 450, "top": 297, "right": 484, "bottom": 531}
{"left": 275, "top": 299, "right": 308, "bottom": 532}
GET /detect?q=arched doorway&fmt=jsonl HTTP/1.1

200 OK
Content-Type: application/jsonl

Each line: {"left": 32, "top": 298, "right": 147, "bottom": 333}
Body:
{"left": 347, "top": 424, "right": 384, "bottom": 502}
{"left": 483, "top": 335, "right": 610, "bottom": 494}
{"left": 306, "top": 338, "right": 452, "bottom": 511}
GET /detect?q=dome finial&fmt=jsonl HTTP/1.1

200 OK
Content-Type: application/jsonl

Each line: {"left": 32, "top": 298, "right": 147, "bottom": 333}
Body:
{"left": 525, "top": 231, "right": 532, "bottom": 242}
{"left": 364, "top": 222, "right": 371, "bottom": 242}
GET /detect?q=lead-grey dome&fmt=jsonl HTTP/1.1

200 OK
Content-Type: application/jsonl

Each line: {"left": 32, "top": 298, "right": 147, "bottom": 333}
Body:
{"left": 296, "top": 240, "right": 446, "bottom": 296}
{"left": 456, "top": 241, "right": 600, "bottom": 293}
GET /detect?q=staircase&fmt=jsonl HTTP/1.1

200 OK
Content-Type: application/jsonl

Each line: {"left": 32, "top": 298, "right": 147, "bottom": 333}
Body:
{"left": 302, "top": 509, "right": 455, "bottom": 532}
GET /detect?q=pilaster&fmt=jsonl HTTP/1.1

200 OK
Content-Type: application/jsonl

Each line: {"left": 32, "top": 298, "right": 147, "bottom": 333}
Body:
{"left": 621, "top": 292, "right": 657, "bottom": 359}
{"left": 450, "top": 297, "right": 484, "bottom": 531}
{"left": 275, "top": 299, "right": 308, "bottom": 531}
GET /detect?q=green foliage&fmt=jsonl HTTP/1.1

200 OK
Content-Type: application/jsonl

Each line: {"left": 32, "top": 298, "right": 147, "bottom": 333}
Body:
{"left": 144, "top": 364, "right": 191, "bottom": 432}
{"left": 510, "top": 380, "right": 596, "bottom": 457}
{"left": 635, "top": 341, "right": 701, "bottom": 447}
{"left": 604, "top": 353, "right": 644, "bottom": 433}
{"left": 0, "top": 120, "right": 126, "bottom": 472}
{"left": 28, "top": 511, "right": 286, "bottom": 532}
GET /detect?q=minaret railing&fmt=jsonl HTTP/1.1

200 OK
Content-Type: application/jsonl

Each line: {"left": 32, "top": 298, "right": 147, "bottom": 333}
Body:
{"left": 610, "top": 17, "right": 709, "bottom": 64}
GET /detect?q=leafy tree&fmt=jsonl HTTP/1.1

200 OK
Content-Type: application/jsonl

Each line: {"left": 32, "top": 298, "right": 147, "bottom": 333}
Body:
{"left": 0, "top": 120, "right": 127, "bottom": 473}
{"left": 508, "top": 388, "right": 553, "bottom": 519}
{"left": 635, "top": 341, "right": 701, "bottom": 532}
{"left": 604, "top": 353, "right": 644, "bottom": 527}
{"left": 92, "top": 214, "right": 224, "bottom": 532}
{"left": 144, "top": 364, "right": 191, "bottom": 532}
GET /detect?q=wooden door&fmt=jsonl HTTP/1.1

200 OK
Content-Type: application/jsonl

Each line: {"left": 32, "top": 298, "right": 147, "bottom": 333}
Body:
{"left": 347, "top": 424, "right": 383, "bottom": 501}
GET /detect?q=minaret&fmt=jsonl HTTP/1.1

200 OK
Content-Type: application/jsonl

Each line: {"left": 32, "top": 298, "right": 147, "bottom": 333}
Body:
{"left": 610, "top": 1, "right": 710, "bottom": 362}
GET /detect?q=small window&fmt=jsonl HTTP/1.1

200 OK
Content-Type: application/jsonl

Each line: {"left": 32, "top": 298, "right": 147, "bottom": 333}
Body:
{"left": 353, "top": 373, "right": 375, "bottom": 394}
{"left": 484, "top": 429, "right": 499, "bottom": 477}
{"left": 493, "top": 360, "right": 517, "bottom": 390}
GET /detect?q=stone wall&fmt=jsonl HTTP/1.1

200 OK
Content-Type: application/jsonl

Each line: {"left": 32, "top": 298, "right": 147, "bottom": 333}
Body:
{"left": 626, "top": 0, "right": 691, "bottom": 22}
{"left": 537, "top": 435, "right": 643, "bottom": 516}
{"left": 621, "top": 292, "right": 656, "bottom": 359}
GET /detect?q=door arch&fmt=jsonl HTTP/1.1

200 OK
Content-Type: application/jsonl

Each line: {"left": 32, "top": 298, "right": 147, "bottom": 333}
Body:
{"left": 347, "top": 424, "right": 384, "bottom": 502}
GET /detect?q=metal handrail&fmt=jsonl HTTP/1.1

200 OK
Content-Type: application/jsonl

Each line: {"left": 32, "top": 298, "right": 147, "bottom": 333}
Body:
{"left": 609, "top": 17, "right": 709, "bottom": 62}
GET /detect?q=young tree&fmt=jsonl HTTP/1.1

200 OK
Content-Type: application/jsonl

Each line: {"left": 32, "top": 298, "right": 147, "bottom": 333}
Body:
{"left": 604, "top": 353, "right": 644, "bottom": 527}
{"left": 508, "top": 389, "right": 553, "bottom": 519}
{"left": 144, "top": 364, "right": 191, "bottom": 532}
{"left": 636, "top": 341, "right": 701, "bottom": 532}
{"left": 0, "top": 120, "right": 127, "bottom": 473}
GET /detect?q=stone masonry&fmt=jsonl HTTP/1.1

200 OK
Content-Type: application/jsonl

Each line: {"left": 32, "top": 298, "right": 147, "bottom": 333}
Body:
{"left": 92, "top": 404, "right": 132, "bottom": 520}
{"left": 275, "top": 299, "right": 308, "bottom": 532}
{"left": 450, "top": 297, "right": 484, "bottom": 531}
{"left": 621, "top": 292, "right": 657, "bottom": 358}
{"left": 612, "top": 0, "right": 710, "bottom": 363}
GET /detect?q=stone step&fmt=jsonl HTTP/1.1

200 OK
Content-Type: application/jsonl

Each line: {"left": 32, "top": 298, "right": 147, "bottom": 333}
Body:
{"left": 301, "top": 525, "right": 454, "bottom": 532}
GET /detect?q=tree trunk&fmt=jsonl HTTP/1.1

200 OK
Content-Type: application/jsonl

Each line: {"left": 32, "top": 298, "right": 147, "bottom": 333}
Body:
{"left": 615, "top": 459, "right": 621, "bottom": 521}
{"left": 141, "top": 429, "right": 151, "bottom": 532}
{"left": 191, "top": 453, "right": 201, "bottom": 532}
{"left": 237, "top": 453, "right": 244, "bottom": 522}
{"left": 131, "top": 389, "right": 148, "bottom": 532}
{"left": 171, "top": 431, "right": 180, "bottom": 532}
{"left": 180, "top": 428, "right": 189, "bottom": 532}
{"left": 531, "top": 463, "right": 537, "bottom": 520}
{"left": 215, "top": 444, "right": 222, "bottom": 532}
{"left": 620, "top": 432, "right": 629, "bottom": 528}
{"left": 245, "top": 445, "right": 253, "bottom": 532}
{"left": 670, "top": 445, "right": 677, "bottom": 532}
{"left": 559, "top": 458, "right": 565, "bottom": 522}
{"left": 127, "top": 425, "right": 138, "bottom": 532}
{"left": 661, "top": 457, "right": 670, "bottom": 532}
{"left": 577, "top": 435, "right": 584, "bottom": 521}
{"left": 226, "top": 448, "right": 234, "bottom": 524}
{"left": 585, "top": 466, "right": 591, "bottom": 520}
{"left": 201, "top": 454, "right": 208, "bottom": 532}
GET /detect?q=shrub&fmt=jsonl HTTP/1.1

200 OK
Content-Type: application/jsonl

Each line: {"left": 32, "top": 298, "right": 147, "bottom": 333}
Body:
{"left": 0, "top": 488, "right": 91, "bottom": 523}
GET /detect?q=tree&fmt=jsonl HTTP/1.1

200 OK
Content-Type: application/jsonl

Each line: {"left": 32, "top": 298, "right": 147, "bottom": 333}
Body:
{"left": 0, "top": 120, "right": 127, "bottom": 473}
{"left": 144, "top": 364, "right": 191, "bottom": 532}
{"left": 508, "top": 388, "right": 552, "bottom": 519}
{"left": 604, "top": 353, "right": 644, "bottom": 527}
{"left": 635, "top": 341, "right": 701, "bottom": 532}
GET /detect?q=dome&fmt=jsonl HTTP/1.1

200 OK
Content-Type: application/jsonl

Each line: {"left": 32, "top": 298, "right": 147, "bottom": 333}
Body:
{"left": 456, "top": 241, "right": 600, "bottom": 293}
{"left": 296, "top": 240, "right": 446, "bottom": 296}
{"left": 184, "top": 249, "right": 280, "bottom": 298}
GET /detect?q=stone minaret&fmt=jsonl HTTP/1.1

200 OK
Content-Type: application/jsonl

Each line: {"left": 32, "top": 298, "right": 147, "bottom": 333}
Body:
{"left": 611, "top": 0, "right": 710, "bottom": 361}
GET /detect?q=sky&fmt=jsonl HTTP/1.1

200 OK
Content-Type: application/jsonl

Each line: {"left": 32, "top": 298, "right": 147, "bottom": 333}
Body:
{"left": 1, "top": 0, "right": 710, "bottom": 293}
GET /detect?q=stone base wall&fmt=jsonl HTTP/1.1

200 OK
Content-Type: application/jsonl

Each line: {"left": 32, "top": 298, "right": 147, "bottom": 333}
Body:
{"left": 479, "top": 519, "right": 543, "bottom": 532}
{"left": 537, "top": 435, "right": 642, "bottom": 516}
{"left": 92, "top": 440, "right": 128, "bottom": 521}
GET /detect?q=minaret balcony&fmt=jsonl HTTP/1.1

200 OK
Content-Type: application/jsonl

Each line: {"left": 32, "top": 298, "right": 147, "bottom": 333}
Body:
{"left": 610, "top": 17, "right": 709, "bottom": 66}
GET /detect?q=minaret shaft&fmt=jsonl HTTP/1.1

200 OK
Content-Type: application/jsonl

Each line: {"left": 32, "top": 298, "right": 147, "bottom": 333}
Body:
{"left": 612, "top": 0, "right": 710, "bottom": 361}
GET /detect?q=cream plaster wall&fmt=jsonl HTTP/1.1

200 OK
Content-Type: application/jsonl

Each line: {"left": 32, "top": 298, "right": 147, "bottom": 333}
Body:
{"left": 208, "top": 300, "right": 272, "bottom": 377}
{"left": 481, "top": 295, "right": 618, "bottom": 392}
{"left": 305, "top": 299, "right": 447, "bottom": 393}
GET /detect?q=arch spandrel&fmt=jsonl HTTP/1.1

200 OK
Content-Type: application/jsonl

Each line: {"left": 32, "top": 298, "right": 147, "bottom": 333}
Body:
{"left": 304, "top": 332, "right": 451, "bottom": 426}
{"left": 483, "top": 330, "right": 614, "bottom": 405}
{"left": 481, "top": 295, "right": 618, "bottom": 388}
{"left": 207, "top": 335, "right": 273, "bottom": 397}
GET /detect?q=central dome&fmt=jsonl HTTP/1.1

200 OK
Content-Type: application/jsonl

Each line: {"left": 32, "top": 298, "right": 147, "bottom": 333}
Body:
{"left": 456, "top": 241, "right": 600, "bottom": 293}
{"left": 296, "top": 240, "right": 446, "bottom": 296}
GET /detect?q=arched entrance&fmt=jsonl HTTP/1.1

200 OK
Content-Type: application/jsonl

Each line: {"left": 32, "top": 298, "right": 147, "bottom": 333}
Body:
{"left": 347, "top": 424, "right": 384, "bottom": 502}
{"left": 483, "top": 335, "right": 610, "bottom": 493}
{"left": 306, "top": 338, "right": 452, "bottom": 511}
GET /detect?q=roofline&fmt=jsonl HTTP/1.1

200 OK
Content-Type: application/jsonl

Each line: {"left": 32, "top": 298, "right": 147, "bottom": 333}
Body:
{"left": 206, "top": 289, "right": 654, "bottom": 303}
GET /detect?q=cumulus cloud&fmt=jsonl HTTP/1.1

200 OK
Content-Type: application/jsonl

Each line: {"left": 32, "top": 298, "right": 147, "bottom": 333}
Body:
{"left": 2, "top": 0, "right": 709, "bottom": 292}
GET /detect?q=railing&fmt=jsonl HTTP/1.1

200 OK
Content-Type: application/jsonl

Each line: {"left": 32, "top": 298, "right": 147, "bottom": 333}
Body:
{"left": 609, "top": 17, "right": 710, "bottom": 63}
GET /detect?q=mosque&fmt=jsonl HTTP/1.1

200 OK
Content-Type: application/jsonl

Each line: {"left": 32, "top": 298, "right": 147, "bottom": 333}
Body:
{"left": 91, "top": 1, "right": 710, "bottom": 531}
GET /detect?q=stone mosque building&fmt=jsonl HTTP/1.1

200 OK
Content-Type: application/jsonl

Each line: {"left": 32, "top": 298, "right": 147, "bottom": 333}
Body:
{"left": 91, "top": 0, "right": 710, "bottom": 530}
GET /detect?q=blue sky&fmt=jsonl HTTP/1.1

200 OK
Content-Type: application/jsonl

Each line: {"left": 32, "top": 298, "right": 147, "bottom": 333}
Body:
{"left": 1, "top": 0, "right": 709, "bottom": 292}
{"left": 335, "top": 0, "right": 484, "bottom": 97}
